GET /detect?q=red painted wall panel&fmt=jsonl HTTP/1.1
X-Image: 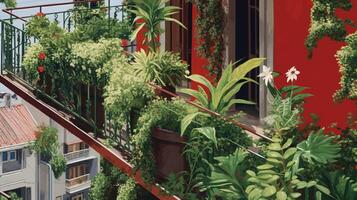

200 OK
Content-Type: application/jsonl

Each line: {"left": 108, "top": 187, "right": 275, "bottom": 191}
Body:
{"left": 274, "top": 0, "right": 356, "bottom": 128}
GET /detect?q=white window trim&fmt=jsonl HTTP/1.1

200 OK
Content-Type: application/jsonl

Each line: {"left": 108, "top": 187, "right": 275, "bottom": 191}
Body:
{"left": 259, "top": 0, "right": 274, "bottom": 120}
{"left": 1, "top": 150, "right": 17, "bottom": 163}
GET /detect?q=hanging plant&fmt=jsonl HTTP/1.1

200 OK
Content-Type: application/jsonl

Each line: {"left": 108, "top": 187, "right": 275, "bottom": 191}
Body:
{"left": 191, "top": 0, "right": 225, "bottom": 79}
{"left": 305, "top": 0, "right": 353, "bottom": 58}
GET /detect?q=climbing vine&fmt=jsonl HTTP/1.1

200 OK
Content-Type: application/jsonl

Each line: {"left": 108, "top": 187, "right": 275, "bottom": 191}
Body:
{"left": 305, "top": 0, "right": 353, "bottom": 58}
{"left": 334, "top": 32, "right": 357, "bottom": 101}
{"left": 191, "top": 0, "right": 225, "bottom": 79}
{"left": 306, "top": 0, "right": 356, "bottom": 102}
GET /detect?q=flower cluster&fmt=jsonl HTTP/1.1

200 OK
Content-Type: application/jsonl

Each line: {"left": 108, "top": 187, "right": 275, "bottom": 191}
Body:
{"left": 258, "top": 66, "right": 301, "bottom": 86}
{"left": 35, "top": 12, "right": 45, "bottom": 17}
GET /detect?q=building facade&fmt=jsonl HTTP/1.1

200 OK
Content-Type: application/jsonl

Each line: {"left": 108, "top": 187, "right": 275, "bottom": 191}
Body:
{"left": 0, "top": 97, "right": 99, "bottom": 200}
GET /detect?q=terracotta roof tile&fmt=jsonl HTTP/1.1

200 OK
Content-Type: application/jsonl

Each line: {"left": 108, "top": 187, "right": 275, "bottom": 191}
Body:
{"left": 0, "top": 104, "right": 38, "bottom": 148}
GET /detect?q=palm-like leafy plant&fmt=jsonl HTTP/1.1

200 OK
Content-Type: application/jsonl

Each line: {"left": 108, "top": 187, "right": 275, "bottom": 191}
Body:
{"left": 129, "top": 0, "right": 186, "bottom": 51}
{"left": 131, "top": 49, "right": 188, "bottom": 87}
{"left": 179, "top": 58, "right": 264, "bottom": 115}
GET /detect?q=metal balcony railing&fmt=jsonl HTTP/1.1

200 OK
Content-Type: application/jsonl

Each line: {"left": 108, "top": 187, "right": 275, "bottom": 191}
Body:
{"left": 64, "top": 149, "right": 90, "bottom": 161}
{"left": 66, "top": 174, "right": 90, "bottom": 188}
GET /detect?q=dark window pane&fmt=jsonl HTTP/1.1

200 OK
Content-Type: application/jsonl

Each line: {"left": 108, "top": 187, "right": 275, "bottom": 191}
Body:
{"left": 2, "top": 152, "right": 8, "bottom": 161}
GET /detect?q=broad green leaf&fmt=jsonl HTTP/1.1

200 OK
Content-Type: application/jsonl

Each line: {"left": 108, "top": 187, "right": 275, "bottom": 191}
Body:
{"left": 194, "top": 127, "right": 217, "bottom": 147}
{"left": 232, "top": 58, "right": 265, "bottom": 82}
{"left": 267, "top": 151, "right": 283, "bottom": 158}
{"left": 276, "top": 191, "right": 287, "bottom": 200}
{"left": 315, "top": 184, "right": 330, "bottom": 196}
{"left": 257, "top": 164, "right": 274, "bottom": 170}
{"left": 262, "top": 186, "right": 276, "bottom": 197}
{"left": 178, "top": 88, "right": 208, "bottom": 107}
{"left": 282, "top": 139, "right": 292, "bottom": 149}
{"left": 297, "top": 133, "right": 340, "bottom": 164}
{"left": 186, "top": 74, "right": 215, "bottom": 96}
{"left": 180, "top": 112, "right": 200, "bottom": 135}
{"left": 283, "top": 148, "right": 297, "bottom": 159}
{"left": 222, "top": 99, "right": 255, "bottom": 113}
{"left": 290, "top": 193, "right": 301, "bottom": 198}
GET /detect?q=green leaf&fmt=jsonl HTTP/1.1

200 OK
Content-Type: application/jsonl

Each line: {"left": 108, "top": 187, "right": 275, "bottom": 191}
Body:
{"left": 283, "top": 148, "right": 297, "bottom": 159}
{"left": 186, "top": 74, "right": 215, "bottom": 96}
{"left": 180, "top": 112, "right": 200, "bottom": 135}
{"left": 297, "top": 133, "right": 341, "bottom": 164}
{"left": 257, "top": 164, "right": 274, "bottom": 170}
{"left": 178, "top": 88, "right": 208, "bottom": 107}
{"left": 194, "top": 127, "right": 217, "bottom": 147}
{"left": 282, "top": 139, "right": 292, "bottom": 149}
{"left": 267, "top": 151, "right": 283, "bottom": 159}
{"left": 262, "top": 186, "right": 276, "bottom": 197}
{"left": 247, "top": 170, "right": 256, "bottom": 177}
{"left": 315, "top": 184, "right": 330, "bottom": 196}
{"left": 276, "top": 191, "right": 287, "bottom": 200}
{"left": 290, "top": 192, "right": 301, "bottom": 198}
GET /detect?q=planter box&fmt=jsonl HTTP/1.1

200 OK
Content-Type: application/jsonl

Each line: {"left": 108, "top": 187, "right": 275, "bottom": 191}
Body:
{"left": 152, "top": 127, "right": 187, "bottom": 180}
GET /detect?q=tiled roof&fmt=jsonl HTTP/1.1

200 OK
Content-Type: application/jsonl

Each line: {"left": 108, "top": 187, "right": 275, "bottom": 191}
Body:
{"left": 0, "top": 104, "right": 38, "bottom": 148}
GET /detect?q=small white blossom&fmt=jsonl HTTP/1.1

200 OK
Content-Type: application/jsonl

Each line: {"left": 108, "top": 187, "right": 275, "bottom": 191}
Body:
{"left": 258, "top": 65, "right": 273, "bottom": 86}
{"left": 286, "top": 66, "right": 300, "bottom": 82}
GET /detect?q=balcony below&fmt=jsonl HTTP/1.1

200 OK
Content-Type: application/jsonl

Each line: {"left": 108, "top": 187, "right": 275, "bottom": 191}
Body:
{"left": 64, "top": 149, "right": 90, "bottom": 162}
{"left": 65, "top": 174, "right": 91, "bottom": 194}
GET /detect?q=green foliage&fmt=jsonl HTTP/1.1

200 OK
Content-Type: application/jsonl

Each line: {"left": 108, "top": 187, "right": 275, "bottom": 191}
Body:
{"left": 0, "top": 0, "right": 16, "bottom": 8}
{"left": 30, "top": 126, "right": 59, "bottom": 158}
{"left": 305, "top": 0, "right": 353, "bottom": 57}
{"left": 117, "top": 178, "right": 137, "bottom": 200}
{"left": 200, "top": 149, "right": 249, "bottom": 200}
{"left": 132, "top": 50, "right": 188, "bottom": 87}
{"left": 25, "top": 15, "right": 64, "bottom": 40}
{"left": 30, "top": 126, "right": 66, "bottom": 179}
{"left": 297, "top": 131, "right": 341, "bottom": 164}
{"left": 22, "top": 43, "right": 44, "bottom": 82}
{"left": 70, "top": 38, "right": 124, "bottom": 84}
{"left": 334, "top": 32, "right": 357, "bottom": 101}
{"left": 104, "top": 57, "right": 154, "bottom": 128}
{"left": 318, "top": 171, "right": 357, "bottom": 200}
{"left": 246, "top": 136, "right": 316, "bottom": 200}
{"left": 49, "top": 154, "right": 66, "bottom": 179}
{"left": 130, "top": 0, "right": 185, "bottom": 51}
{"left": 89, "top": 159, "right": 130, "bottom": 200}
{"left": 335, "top": 126, "right": 357, "bottom": 178}
{"left": 131, "top": 98, "right": 192, "bottom": 182}
{"left": 71, "top": 6, "right": 132, "bottom": 42}
{"left": 179, "top": 58, "right": 264, "bottom": 116}
{"left": 190, "top": 0, "right": 224, "bottom": 77}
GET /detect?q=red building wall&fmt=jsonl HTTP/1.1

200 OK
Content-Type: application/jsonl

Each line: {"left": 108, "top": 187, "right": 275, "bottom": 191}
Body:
{"left": 190, "top": 2, "right": 356, "bottom": 129}
{"left": 274, "top": 1, "right": 356, "bottom": 128}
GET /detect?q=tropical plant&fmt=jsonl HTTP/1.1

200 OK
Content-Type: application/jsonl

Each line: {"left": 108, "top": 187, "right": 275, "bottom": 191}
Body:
{"left": 245, "top": 134, "right": 338, "bottom": 200}
{"left": 317, "top": 171, "right": 357, "bottom": 200}
{"left": 0, "top": 192, "right": 21, "bottom": 200}
{"left": 199, "top": 149, "right": 249, "bottom": 200}
{"left": 179, "top": 58, "right": 264, "bottom": 116}
{"left": 131, "top": 50, "right": 188, "bottom": 87}
{"left": 129, "top": 0, "right": 185, "bottom": 51}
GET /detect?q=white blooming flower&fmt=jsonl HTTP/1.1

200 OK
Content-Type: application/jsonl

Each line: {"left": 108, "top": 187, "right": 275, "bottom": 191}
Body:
{"left": 258, "top": 65, "right": 273, "bottom": 86}
{"left": 286, "top": 66, "right": 300, "bottom": 82}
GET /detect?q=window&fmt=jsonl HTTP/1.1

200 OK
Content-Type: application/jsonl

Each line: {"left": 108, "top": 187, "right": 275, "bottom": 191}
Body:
{"left": 68, "top": 164, "right": 87, "bottom": 179}
{"left": 1, "top": 150, "right": 17, "bottom": 162}
{"left": 71, "top": 194, "right": 83, "bottom": 200}
{"left": 67, "top": 142, "right": 88, "bottom": 153}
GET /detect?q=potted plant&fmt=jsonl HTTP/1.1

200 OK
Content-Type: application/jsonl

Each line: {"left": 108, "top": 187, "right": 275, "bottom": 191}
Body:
{"left": 131, "top": 98, "right": 194, "bottom": 182}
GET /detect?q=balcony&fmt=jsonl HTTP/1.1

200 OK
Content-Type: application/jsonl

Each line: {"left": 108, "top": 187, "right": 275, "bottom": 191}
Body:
{"left": 64, "top": 149, "right": 90, "bottom": 162}
{"left": 65, "top": 174, "right": 91, "bottom": 194}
